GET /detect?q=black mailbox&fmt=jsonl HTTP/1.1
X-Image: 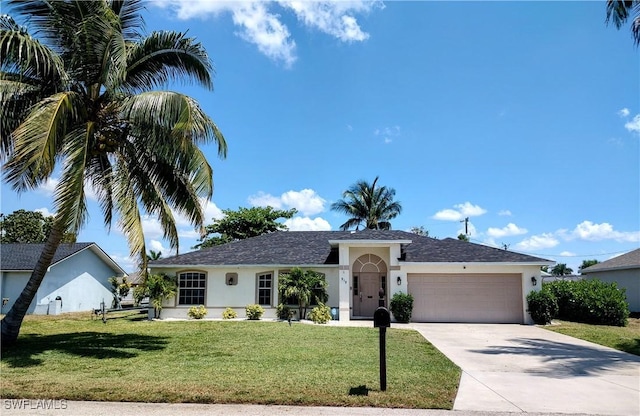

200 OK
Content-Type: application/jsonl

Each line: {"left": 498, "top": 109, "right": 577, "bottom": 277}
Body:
{"left": 373, "top": 307, "right": 391, "bottom": 328}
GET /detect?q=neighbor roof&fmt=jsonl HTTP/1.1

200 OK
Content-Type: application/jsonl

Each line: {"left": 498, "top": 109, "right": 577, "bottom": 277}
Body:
{"left": 581, "top": 248, "right": 640, "bottom": 273}
{"left": 151, "top": 230, "right": 551, "bottom": 267}
{"left": 0, "top": 243, "right": 125, "bottom": 274}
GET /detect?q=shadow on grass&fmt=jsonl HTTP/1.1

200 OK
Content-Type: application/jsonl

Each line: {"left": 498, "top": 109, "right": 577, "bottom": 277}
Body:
{"left": 616, "top": 338, "right": 640, "bottom": 356}
{"left": 348, "top": 385, "right": 370, "bottom": 396}
{"left": 2, "top": 332, "right": 168, "bottom": 368}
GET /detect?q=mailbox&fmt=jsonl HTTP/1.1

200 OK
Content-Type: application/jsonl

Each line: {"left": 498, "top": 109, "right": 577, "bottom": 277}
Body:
{"left": 373, "top": 307, "right": 391, "bottom": 328}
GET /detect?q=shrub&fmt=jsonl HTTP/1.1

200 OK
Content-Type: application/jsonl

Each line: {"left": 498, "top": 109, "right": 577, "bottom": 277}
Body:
{"left": 245, "top": 304, "right": 264, "bottom": 320}
{"left": 188, "top": 305, "right": 207, "bottom": 319}
{"left": 308, "top": 303, "right": 332, "bottom": 324}
{"left": 526, "top": 290, "right": 558, "bottom": 325}
{"left": 544, "top": 279, "right": 629, "bottom": 326}
{"left": 390, "top": 292, "right": 414, "bottom": 323}
{"left": 276, "top": 303, "right": 293, "bottom": 320}
{"left": 222, "top": 307, "right": 237, "bottom": 320}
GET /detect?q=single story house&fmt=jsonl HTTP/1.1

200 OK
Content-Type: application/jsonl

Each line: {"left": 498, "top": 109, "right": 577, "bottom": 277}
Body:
{"left": 581, "top": 248, "right": 640, "bottom": 313}
{"left": 0, "top": 243, "right": 127, "bottom": 315}
{"left": 150, "top": 230, "right": 553, "bottom": 324}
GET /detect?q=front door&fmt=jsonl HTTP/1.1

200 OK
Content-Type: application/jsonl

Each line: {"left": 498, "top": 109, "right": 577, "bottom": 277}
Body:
{"left": 353, "top": 273, "right": 382, "bottom": 317}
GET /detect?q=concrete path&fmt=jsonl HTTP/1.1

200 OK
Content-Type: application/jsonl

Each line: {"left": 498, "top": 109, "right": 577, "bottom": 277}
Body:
{"left": 406, "top": 323, "right": 640, "bottom": 416}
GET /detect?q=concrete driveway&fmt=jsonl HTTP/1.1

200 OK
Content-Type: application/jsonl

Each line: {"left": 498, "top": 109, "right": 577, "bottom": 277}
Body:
{"left": 407, "top": 324, "right": 640, "bottom": 415}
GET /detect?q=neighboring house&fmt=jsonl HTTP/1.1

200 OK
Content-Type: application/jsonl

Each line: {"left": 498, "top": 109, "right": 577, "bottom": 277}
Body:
{"left": 581, "top": 248, "right": 640, "bottom": 313}
{"left": 0, "top": 243, "right": 126, "bottom": 315}
{"left": 150, "top": 230, "right": 552, "bottom": 324}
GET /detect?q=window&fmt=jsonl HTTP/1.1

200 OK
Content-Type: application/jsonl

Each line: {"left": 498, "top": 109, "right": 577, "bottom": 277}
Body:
{"left": 178, "top": 271, "right": 206, "bottom": 305}
{"left": 257, "top": 272, "right": 272, "bottom": 306}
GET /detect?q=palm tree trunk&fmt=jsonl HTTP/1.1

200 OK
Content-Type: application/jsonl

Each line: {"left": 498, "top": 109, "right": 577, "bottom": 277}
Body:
{"left": 1, "top": 221, "right": 65, "bottom": 347}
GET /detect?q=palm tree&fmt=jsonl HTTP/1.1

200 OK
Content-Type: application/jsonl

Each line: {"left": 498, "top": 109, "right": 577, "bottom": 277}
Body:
{"left": 278, "top": 268, "right": 328, "bottom": 320}
{"left": 331, "top": 176, "right": 402, "bottom": 231}
{"left": 147, "top": 250, "right": 163, "bottom": 261}
{"left": 0, "top": 0, "right": 226, "bottom": 346}
{"left": 551, "top": 264, "right": 574, "bottom": 277}
{"left": 606, "top": 0, "right": 640, "bottom": 46}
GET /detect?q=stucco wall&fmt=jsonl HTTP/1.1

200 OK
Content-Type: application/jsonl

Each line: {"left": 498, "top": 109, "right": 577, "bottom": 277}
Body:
{"left": 585, "top": 269, "right": 640, "bottom": 312}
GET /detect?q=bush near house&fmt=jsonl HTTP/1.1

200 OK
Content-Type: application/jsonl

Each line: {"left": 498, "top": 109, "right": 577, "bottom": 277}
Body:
{"left": 222, "top": 307, "right": 237, "bottom": 320}
{"left": 530, "top": 280, "right": 629, "bottom": 326}
{"left": 526, "top": 290, "right": 558, "bottom": 325}
{"left": 308, "top": 304, "right": 332, "bottom": 324}
{"left": 188, "top": 305, "right": 207, "bottom": 319}
{"left": 390, "top": 292, "right": 414, "bottom": 323}
{"left": 245, "top": 304, "right": 264, "bottom": 320}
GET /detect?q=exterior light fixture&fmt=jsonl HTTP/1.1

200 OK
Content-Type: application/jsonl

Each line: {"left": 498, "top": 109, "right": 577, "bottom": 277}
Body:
{"left": 396, "top": 276, "right": 402, "bottom": 285}
{"left": 531, "top": 276, "right": 537, "bottom": 286}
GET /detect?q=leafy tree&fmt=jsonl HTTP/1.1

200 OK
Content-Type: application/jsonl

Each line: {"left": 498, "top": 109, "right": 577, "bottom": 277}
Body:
{"left": 108, "top": 276, "right": 132, "bottom": 309}
{"left": 0, "top": 209, "right": 75, "bottom": 243}
{"left": 457, "top": 233, "right": 469, "bottom": 242}
{"left": 195, "top": 206, "right": 297, "bottom": 249}
{"left": 331, "top": 176, "right": 402, "bottom": 231}
{"left": 145, "top": 273, "right": 177, "bottom": 318}
{"left": 606, "top": 0, "right": 640, "bottom": 46}
{"left": 0, "top": 0, "right": 226, "bottom": 346}
{"left": 551, "top": 263, "right": 574, "bottom": 277}
{"left": 278, "top": 268, "right": 328, "bottom": 320}
{"left": 579, "top": 259, "right": 599, "bottom": 274}
{"left": 410, "top": 226, "right": 429, "bottom": 237}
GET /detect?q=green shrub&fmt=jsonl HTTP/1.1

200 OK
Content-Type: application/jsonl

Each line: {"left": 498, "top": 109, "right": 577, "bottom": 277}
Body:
{"left": 390, "top": 292, "right": 414, "bottom": 323}
{"left": 526, "top": 290, "right": 558, "bottom": 325}
{"left": 187, "top": 305, "right": 207, "bottom": 319}
{"left": 276, "top": 303, "right": 293, "bottom": 320}
{"left": 544, "top": 279, "right": 629, "bottom": 326}
{"left": 222, "top": 307, "right": 237, "bottom": 320}
{"left": 308, "top": 303, "right": 332, "bottom": 324}
{"left": 245, "top": 304, "right": 265, "bottom": 320}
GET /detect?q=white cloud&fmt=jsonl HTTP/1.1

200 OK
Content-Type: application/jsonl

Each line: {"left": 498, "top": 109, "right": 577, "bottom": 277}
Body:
{"left": 515, "top": 233, "right": 559, "bottom": 251}
{"left": 498, "top": 210, "right": 512, "bottom": 216}
{"left": 618, "top": 108, "right": 630, "bottom": 117}
{"left": 559, "top": 251, "right": 575, "bottom": 257}
{"left": 35, "top": 207, "right": 55, "bottom": 217}
{"left": 154, "top": 0, "right": 380, "bottom": 67}
{"left": 284, "top": 216, "right": 331, "bottom": 231}
{"left": 565, "top": 220, "right": 640, "bottom": 243}
{"left": 37, "top": 178, "right": 59, "bottom": 196}
{"left": 624, "top": 114, "right": 640, "bottom": 135}
{"left": 249, "top": 188, "right": 326, "bottom": 216}
{"left": 374, "top": 125, "right": 401, "bottom": 143}
{"left": 432, "top": 202, "right": 487, "bottom": 221}
{"left": 149, "top": 239, "right": 169, "bottom": 255}
{"left": 486, "top": 223, "right": 528, "bottom": 238}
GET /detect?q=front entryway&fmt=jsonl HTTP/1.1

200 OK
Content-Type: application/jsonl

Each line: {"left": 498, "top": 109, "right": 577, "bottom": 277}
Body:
{"left": 352, "top": 254, "right": 387, "bottom": 318}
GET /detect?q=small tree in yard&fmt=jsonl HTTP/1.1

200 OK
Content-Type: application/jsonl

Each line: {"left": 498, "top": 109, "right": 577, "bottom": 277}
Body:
{"left": 390, "top": 292, "right": 414, "bottom": 323}
{"left": 278, "top": 268, "right": 328, "bottom": 320}
{"left": 108, "top": 276, "right": 132, "bottom": 309}
{"left": 145, "top": 273, "right": 177, "bottom": 319}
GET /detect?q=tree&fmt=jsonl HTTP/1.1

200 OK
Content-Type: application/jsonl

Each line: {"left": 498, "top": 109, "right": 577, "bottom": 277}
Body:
{"left": 278, "top": 268, "right": 328, "bottom": 320}
{"left": 147, "top": 250, "right": 163, "bottom": 261}
{"left": 145, "top": 273, "right": 177, "bottom": 318}
{"left": 330, "top": 176, "right": 402, "bottom": 231}
{"left": 0, "top": 0, "right": 226, "bottom": 346}
{"left": 579, "top": 259, "right": 599, "bottom": 274}
{"left": 410, "top": 226, "right": 429, "bottom": 237}
{"left": 0, "top": 209, "right": 75, "bottom": 243}
{"left": 457, "top": 233, "right": 469, "bottom": 242}
{"left": 108, "top": 276, "right": 132, "bottom": 309}
{"left": 606, "top": 0, "right": 640, "bottom": 46}
{"left": 551, "top": 263, "right": 574, "bottom": 277}
{"left": 195, "top": 206, "right": 297, "bottom": 249}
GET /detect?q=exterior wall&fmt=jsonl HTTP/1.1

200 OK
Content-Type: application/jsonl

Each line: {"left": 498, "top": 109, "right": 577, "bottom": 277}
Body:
{"left": 151, "top": 266, "right": 340, "bottom": 320}
{"left": 584, "top": 269, "right": 640, "bottom": 312}
{"left": 0, "top": 248, "right": 117, "bottom": 314}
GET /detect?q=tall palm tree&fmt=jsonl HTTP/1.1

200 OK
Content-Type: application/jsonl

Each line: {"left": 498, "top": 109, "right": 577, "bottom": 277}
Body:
{"left": 331, "top": 176, "right": 402, "bottom": 231}
{"left": 0, "top": 0, "right": 226, "bottom": 346}
{"left": 606, "top": 0, "right": 640, "bottom": 46}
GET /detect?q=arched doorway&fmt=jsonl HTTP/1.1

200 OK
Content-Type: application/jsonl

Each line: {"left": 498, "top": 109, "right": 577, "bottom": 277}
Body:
{"left": 352, "top": 254, "right": 387, "bottom": 318}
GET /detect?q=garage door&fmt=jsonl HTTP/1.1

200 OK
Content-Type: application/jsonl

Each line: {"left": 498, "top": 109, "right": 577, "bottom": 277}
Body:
{"left": 408, "top": 273, "right": 523, "bottom": 323}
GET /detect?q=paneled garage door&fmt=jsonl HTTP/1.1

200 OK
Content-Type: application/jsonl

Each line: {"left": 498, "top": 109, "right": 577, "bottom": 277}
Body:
{"left": 407, "top": 273, "right": 523, "bottom": 323}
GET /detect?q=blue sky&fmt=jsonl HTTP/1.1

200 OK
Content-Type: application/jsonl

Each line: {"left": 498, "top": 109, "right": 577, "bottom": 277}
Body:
{"left": 1, "top": 0, "right": 638, "bottom": 273}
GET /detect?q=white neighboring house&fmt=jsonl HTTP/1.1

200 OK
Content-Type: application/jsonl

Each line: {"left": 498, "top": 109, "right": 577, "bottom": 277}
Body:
{"left": 0, "top": 243, "right": 127, "bottom": 315}
{"left": 149, "top": 230, "right": 553, "bottom": 324}
{"left": 581, "top": 248, "right": 640, "bottom": 313}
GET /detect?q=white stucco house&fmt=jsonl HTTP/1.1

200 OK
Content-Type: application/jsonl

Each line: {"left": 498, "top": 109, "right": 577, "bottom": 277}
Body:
{"left": 149, "top": 230, "right": 553, "bottom": 324}
{"left": 0, "top": 243, "right": 127, "bottom": 315}
{"left": 581, "top": 248, "right": 640, "bottom": 313}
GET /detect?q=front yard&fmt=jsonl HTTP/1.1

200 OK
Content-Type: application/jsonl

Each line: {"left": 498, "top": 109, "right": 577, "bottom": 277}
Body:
{"left": 0, "top": 313, "right": 460, "bottom": 408}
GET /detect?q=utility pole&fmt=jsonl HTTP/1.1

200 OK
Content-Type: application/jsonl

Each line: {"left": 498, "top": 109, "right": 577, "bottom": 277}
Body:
{"left": 460, "top": 217, "right": 469, "bottom": 236}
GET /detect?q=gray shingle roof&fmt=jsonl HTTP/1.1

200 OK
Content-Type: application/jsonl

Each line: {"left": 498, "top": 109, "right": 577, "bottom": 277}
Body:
{"left": 581, "top": 248, "right": 640, "bottom": 273}
{"left": 0, "top": 243, "right": 95, "bottom": 271}
{"left": 151, "top": 231, "right": 550, "bottom": 266}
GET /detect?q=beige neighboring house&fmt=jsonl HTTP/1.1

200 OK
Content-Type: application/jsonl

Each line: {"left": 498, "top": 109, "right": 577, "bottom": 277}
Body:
{"left": 581, "top": 248, "right": 640, "bottom": 313}
{"left": 149, "top": 230, "right": 553, "bottom": 324}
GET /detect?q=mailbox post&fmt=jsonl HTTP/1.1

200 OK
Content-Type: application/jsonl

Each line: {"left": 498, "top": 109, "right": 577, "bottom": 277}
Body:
{"left": 373, "top": 306, "right": 391, "bottom": 391}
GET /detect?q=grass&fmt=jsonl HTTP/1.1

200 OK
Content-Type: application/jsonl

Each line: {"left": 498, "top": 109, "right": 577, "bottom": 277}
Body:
{"left": 0, "top": 313, "right": 460, "bottom": 408}
{"left": 542, "top": 315, "right": 640, "bottom": 356}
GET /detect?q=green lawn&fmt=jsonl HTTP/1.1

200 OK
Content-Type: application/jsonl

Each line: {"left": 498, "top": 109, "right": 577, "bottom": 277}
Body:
{"left": 0, "top": 313, "right": 460, "bottom": 408}
{"left": 542, "top": 316, "right": 640, "bottom": 356}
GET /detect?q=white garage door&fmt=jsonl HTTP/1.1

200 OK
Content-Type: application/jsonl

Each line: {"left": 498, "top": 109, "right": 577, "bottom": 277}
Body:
{"left": 408, "top": 273, "right": 523, "bottom": 323}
